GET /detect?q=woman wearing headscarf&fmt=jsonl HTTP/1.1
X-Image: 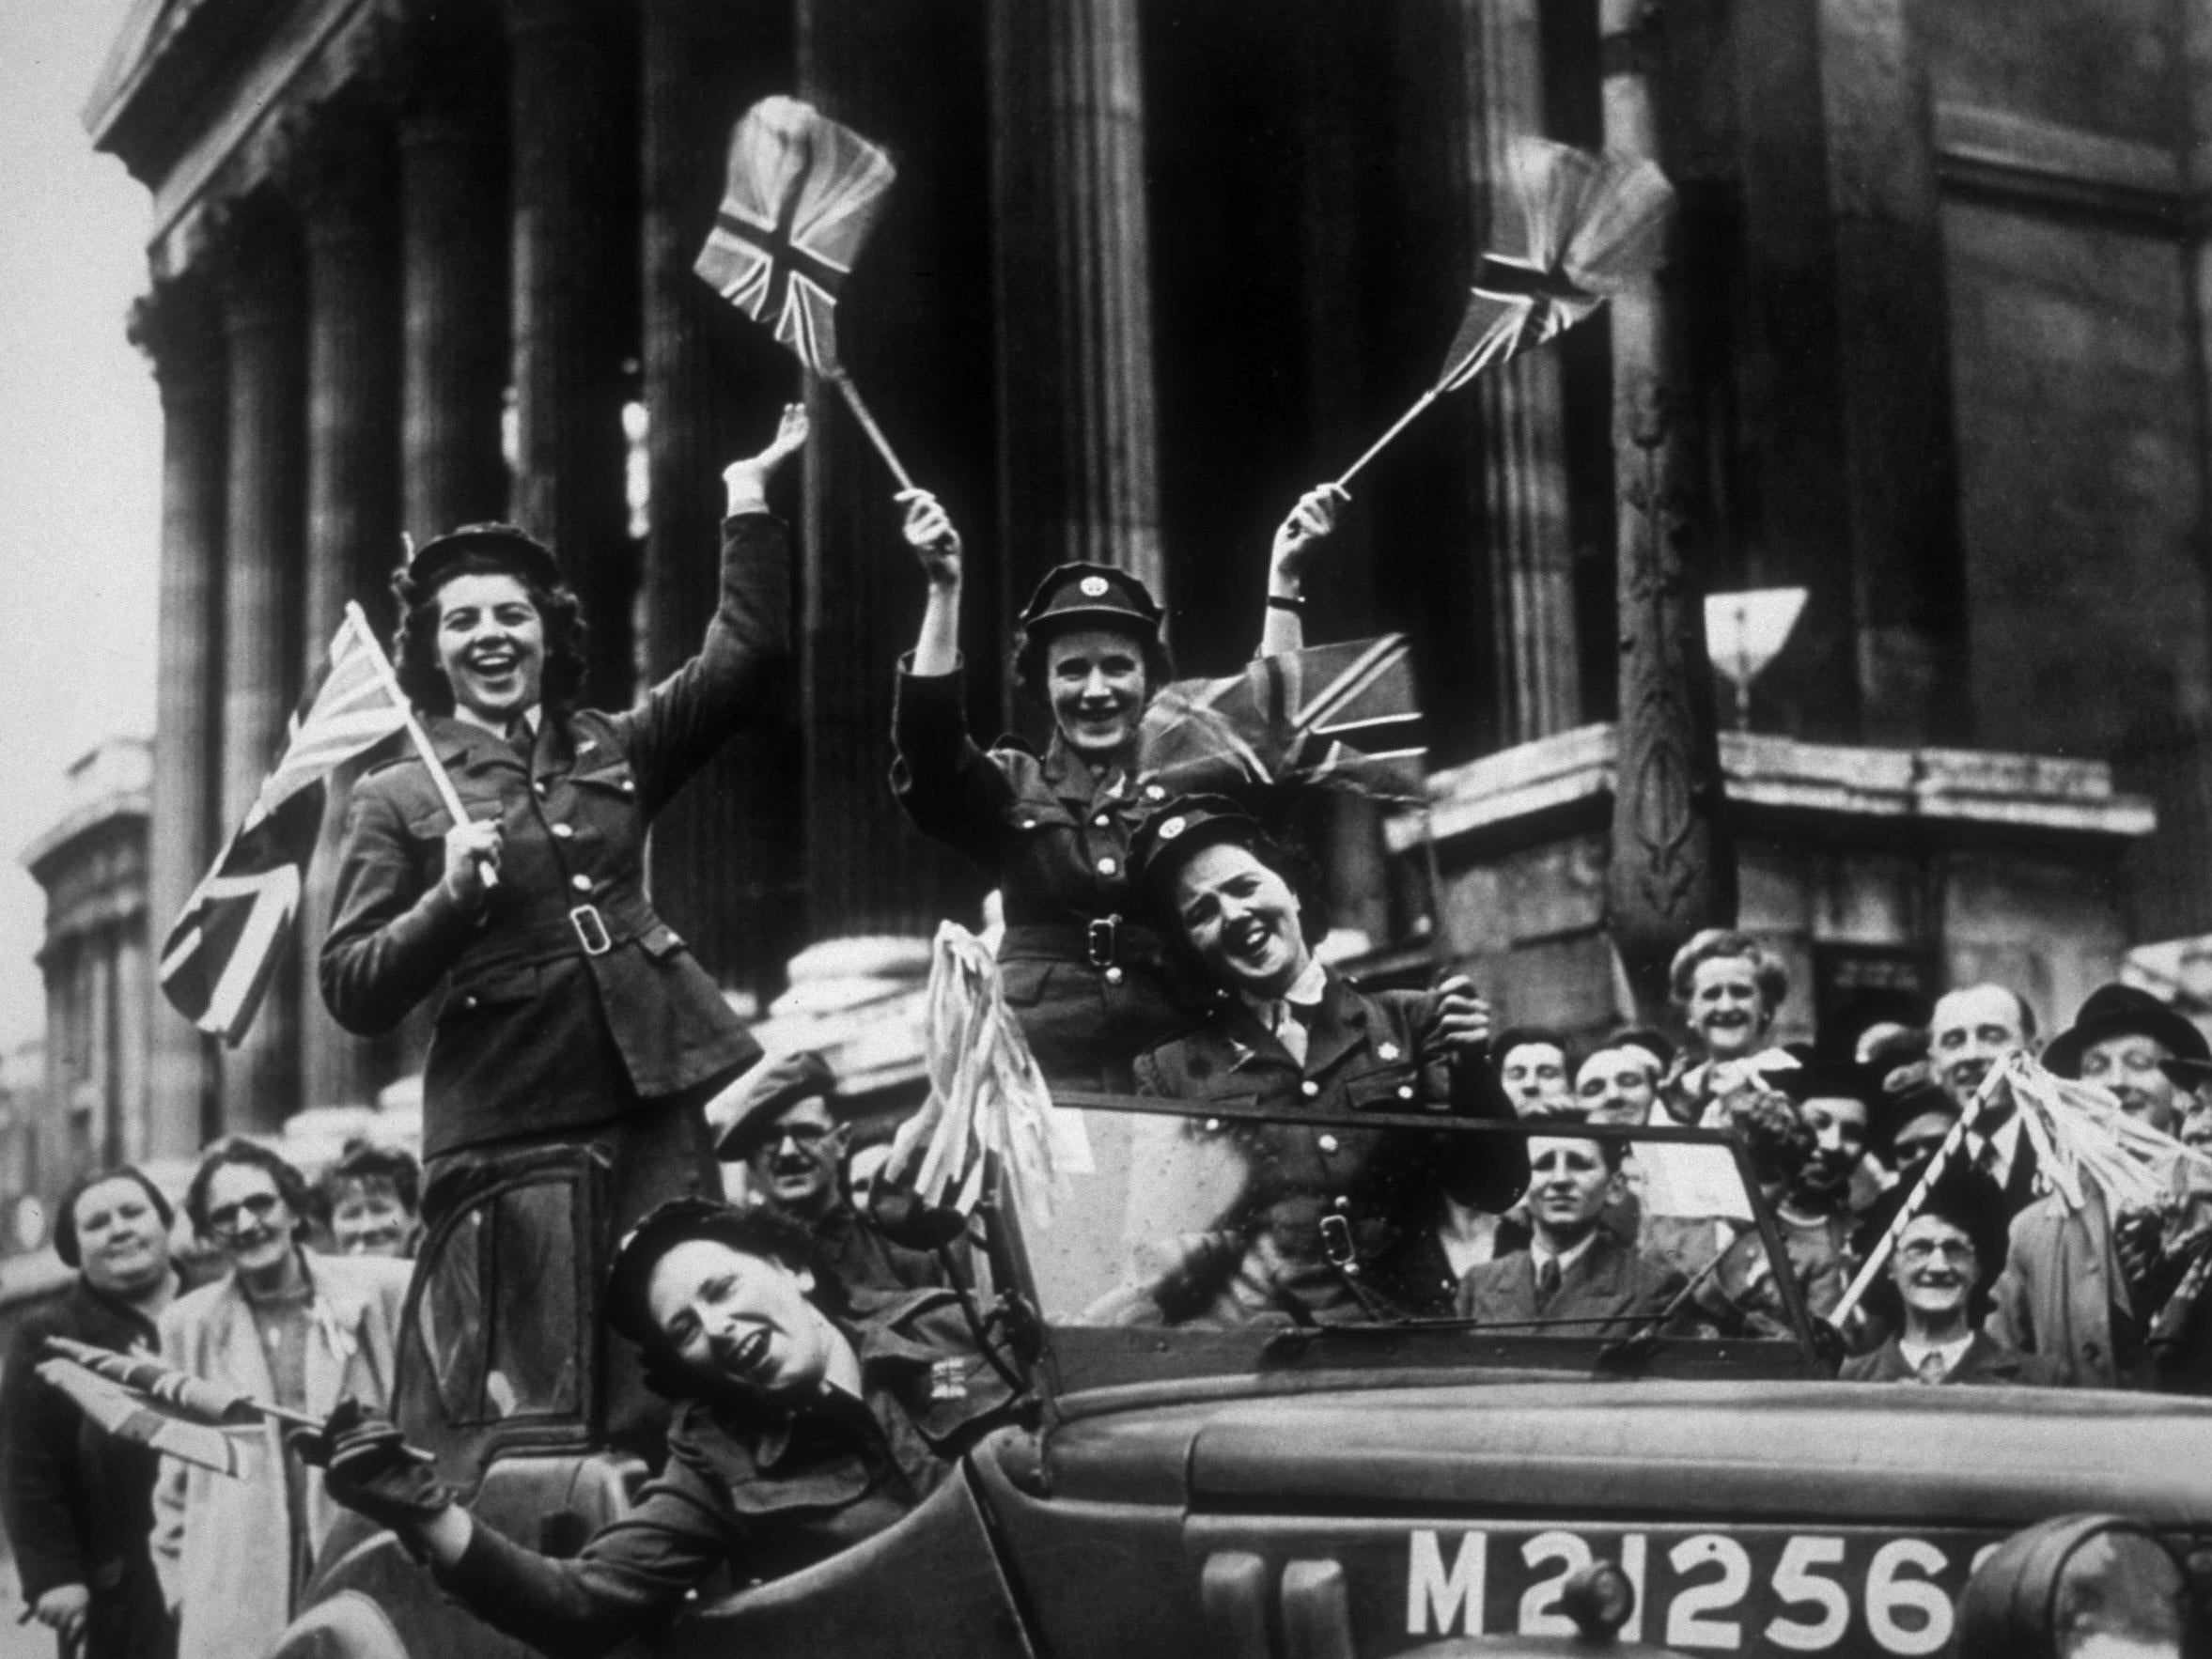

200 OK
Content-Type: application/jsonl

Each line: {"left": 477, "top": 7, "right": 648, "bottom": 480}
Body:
{"left": 890, "top": 483, "right": 1345, "bottom": 1091}
{"left": 320, "top": 408, "right": 807, "bottom": 1239}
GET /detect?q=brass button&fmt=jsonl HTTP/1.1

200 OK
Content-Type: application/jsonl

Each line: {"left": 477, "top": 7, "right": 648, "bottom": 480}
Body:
{"left": 1205, "top": 1117, "right": 1223, "bottom": 1132}
{"left": 552, "top": 823, "right": 574, "bottom": 840}
{"left": 1317, "top": 1133, "right": 1339, "bottom": 1153}
{"left": 1104, "top": 966, "right": 1125, "bottom": 985}
{"left": 1020, "top": 817, "right": 1037, "bottom": 830}
{"left": 1396, "top": 1084, "right": 1414, "bottom": 1101}
{"left": 1145, "top": 783, "right": 1165, "bottom": 800}
{"left": 1097, "top": 856, "right": 1118, "bottom": 876}
{"left": 570, "top": 874, "right": 592, "bottom": 893}
{"left": 620, "top": 779, "right": 634, "bottom": 793}
{"left": 1094, "top": 814, "right": 1112, "bottom": 829}
{"left": 1378, "top": 1042, "right": 1400, "bottom": 1061}
{"left": 1301, "top": 1080, "right": 1319, "bottom": 1098}
{"left": 1333, "top": 1195, "right": 1350, "bottom": 1212}
{"left": 534, "top": 781, "right": 548, "bottom": 797}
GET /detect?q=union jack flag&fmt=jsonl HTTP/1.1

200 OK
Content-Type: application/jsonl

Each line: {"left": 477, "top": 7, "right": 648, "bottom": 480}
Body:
{"left": 694, "top": 96, "right": 898, "bottom": 375}
{"left": 1140, "top": 635, "right": 1427, "bottom": 807}
{"left": 160, "top": 609, "right": 410, "bottom": 1044}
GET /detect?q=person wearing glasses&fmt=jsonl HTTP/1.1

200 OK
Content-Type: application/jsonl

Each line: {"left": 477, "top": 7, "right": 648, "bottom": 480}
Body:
{"left": 708, "top": 1051, "right": 947, "bottom": 1295}
{"left": 150, "top": 1141, "right": 410, "bottom": 1659}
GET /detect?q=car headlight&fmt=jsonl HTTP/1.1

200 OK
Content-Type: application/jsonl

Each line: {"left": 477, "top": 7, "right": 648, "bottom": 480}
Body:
{"left": 1958, "top": 1514, "right": 2200, "bottom": 1659}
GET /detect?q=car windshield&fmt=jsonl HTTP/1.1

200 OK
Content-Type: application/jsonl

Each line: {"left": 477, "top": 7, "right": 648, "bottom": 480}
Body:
{"left": 1007, "top": 1096, "right": 1827, "bottom": 1402}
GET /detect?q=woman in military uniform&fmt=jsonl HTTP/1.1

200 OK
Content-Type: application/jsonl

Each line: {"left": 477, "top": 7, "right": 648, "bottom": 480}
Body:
{"left": 1117, "top": 798, "right": 1527, "bottom": 1324}
{"left": 890, "top": 484, "right": 1345, "bottom": 1092}
{"left": 320, "top": 405, "right": 808, "bottom": 1248}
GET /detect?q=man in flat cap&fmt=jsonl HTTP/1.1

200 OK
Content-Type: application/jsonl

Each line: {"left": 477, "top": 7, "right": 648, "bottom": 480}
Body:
{"left": 709, "top": 1052, "right": 949, "bottom": 1295}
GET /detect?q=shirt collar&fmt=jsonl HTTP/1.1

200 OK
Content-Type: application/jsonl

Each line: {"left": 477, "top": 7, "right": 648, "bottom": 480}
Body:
{"left": 448, "top": 703, "right": 540, "bottom": 739}
{"left": 1238, "top": 954, "right": 1327, "bottom": 1021}
{"left": 1531, "top": 1231, "right": 1600, "bottom": 1276}
{"left": 1898, "top": 1332, "right": 1974, "bottom": 1375}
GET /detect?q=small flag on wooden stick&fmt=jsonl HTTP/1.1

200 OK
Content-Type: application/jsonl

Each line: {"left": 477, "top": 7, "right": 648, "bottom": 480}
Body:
{"left": 696, "top": 96, "right": 914, "bottom": 488}
{"left": 1334, "top": 138, "right": 1676, "bottom": 488}
{"left": 36, "top": 1336, "right": 318, "bottom": 1480}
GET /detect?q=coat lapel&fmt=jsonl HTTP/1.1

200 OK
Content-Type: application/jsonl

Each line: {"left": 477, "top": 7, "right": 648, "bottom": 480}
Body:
{"left": 300, "top": 1256, "right": 369, "bottom": 1418}
{"left": 1300, "top": 973, "right": 1367, "bottom": 1079}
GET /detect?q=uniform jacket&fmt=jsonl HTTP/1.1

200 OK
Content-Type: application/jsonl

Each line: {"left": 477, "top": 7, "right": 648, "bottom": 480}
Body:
{"left": 892, "top": 664, "right": 1209, "bottom": 1090}
{"left": 809, "top": 1202, "right": 949, "bottom": 1295}
{"left": 1840, "top": 1330, "right": 2064, "bottom": 1387}
{"left": 1132, "top": 970, "right": 1528, "bottom": 1316}
{"left": 1456, "top": 1233, "right": 1689, "bottom": 1338}
{"left": 0, "top": 1276, "right": 176, "bottom": 1659}
{"left": 1986, "top": 1187, "right": 2134, "bottom": 1389}
{"left": 151, "top": 1251, "right": 411, "bottom": 1659}
{"left": 321, "top": 514, "right": 788, "bottom": 1156}
{"left": 434, "top": 1286, "right": 1021, "bottom": 1659}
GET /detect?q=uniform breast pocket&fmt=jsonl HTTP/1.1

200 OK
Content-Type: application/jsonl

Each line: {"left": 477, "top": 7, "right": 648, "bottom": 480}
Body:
{"left": 439, "top": 964, "right": 540, "bottom": 1023}
{"left": 1000, "top": 799, "right": 1078, "bottom": 841}
{"left": 1342, "top": 1064, "right": 1427, "bottom": 1112}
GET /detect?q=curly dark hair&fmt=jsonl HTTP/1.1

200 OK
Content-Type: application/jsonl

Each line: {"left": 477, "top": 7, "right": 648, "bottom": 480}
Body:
{"left": 389, "top": 551, "right": 588, "bottom": 716}
{"left": 1010, "top": 617, "right": 1175, "bottom": 713}
{"left": 185, "top": 1139, "right": 313, "bottom": 1241}
{"left": 605, "top": 1202, "right": 850, "bottom": 1404}
{"left": 55, "top": 1166, "right": 175, "bottom": 1270}
{"left": 1141, "top": 822, "right": 1332, "bottom": 979}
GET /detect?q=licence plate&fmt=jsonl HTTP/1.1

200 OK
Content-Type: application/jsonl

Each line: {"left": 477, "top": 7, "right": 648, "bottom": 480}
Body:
{"left": 1190, "top": 1519, "right": 2002, "bottom": 1657}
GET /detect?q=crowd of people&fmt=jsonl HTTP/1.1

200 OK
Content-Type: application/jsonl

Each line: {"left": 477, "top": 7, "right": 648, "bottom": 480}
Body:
{"left": 6, "top": 415, "right": 2210, "bottom": 1659}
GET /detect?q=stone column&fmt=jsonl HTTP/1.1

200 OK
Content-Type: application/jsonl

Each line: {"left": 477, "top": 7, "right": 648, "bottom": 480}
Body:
{"left": 396, "top": 9, "right": 510, "bottom": 541}
{"left": 506, "top": 0, "right": 638, "bottom": 709}
{"left": 639, "top": 0, "right": 802, "bottom": 1000}
{"left": 795, "top": 0, "right": 992, "bottom": 938}
{"left": 1455, "top": 0, "right": 1582, "bottom": 744}
{"left": 288, "top": 102, "right": 402, "bottom": 1112}
{"left": 214, "top": 197, "right": 308, "bottom": 1136}
{"left": 987, "top": 0, "right": 1163, "bottom": 651}
{"left": 130, "top": 272, "right": 226, "bottom": 1158}
{"left": 1599, "top": 0, "right": 1736, "bottom": 1016}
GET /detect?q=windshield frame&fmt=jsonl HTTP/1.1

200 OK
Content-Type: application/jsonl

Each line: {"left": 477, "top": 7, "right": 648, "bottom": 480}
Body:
{"left": 1001, "top": 1093, "right": 1830, "bottom": 1414}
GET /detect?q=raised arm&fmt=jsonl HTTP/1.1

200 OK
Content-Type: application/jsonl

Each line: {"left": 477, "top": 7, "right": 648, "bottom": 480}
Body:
{"left": 1259, "top": 484, "right": 1347, "bottom": 657}
{"left": 1422, "top": 975, "right": 1531, "bottom": 1214}
{"left": 616, "top": 404, "right": 806, "bottom": 812}
{"left": 890, "top": 491, "right": 1016, "bottom": 862}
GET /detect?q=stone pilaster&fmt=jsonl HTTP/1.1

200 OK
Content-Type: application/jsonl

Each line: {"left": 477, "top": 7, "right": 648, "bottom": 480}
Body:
{"left": 639, "top": 0, "right": 802, "bottom": 1000}
{"left": 1456, "top": 0, "right": 1582, "bottom": 744}
{"left": 987, "top": 0, "right": 1163, "bottom": 651}
{"left": 506, "top": 0, "right": 638, "bottom": 709}
{"left": 213, "top": 196, "right": 308, "bottom": 1136}
{"left": 130, "top": 272, "right": 227, "bottom": 1157}
{"left": 285, "top": 101, "right": 403, "bottom": 1112}
{"left": 1599, "top": 0, "right": 1736, "bottom": 1016}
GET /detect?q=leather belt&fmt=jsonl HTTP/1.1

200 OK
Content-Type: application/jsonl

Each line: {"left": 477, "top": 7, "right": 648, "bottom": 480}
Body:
{"left": 998, "top": 918, "right": 1166, "bottom": 969}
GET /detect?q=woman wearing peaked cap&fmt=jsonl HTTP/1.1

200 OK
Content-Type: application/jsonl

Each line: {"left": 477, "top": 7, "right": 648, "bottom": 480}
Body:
{"left": 1114, "top": 796, "right": 1526, "bottom": 1325}
{"left": 890, "top": 482, "right": 1347, "bottom": 1093}
{"left": 320, "top": 407, "right": 808, "bottom": 1254}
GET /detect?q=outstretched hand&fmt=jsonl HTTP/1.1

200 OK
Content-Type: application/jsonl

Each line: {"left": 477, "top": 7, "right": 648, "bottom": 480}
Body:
{"left": 723, "top": 402, "right": 811, "bottom": 513}
{"left": 293, "top": 1399, "right": 457, "bottom": 1534}
{"left": 898, "top": 488, "right": 963, "bottom": 587}
{"left": 1270, "top": 483, "right": 1348, "bottom": 581}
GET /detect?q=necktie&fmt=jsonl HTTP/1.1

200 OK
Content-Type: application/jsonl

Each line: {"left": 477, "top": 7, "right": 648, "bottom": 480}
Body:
{"left": 1535, "top": 1255, "right": 1563, "bottom": 1310}
{"left": 1914, "top": 1349, "right": 1949, "bottom": 1386}
{"left": 506, "top": 719, "right": 535, "bottom": 766}
{"left": 1273, "top": 1001, "right": 1312, "bottom": 1068}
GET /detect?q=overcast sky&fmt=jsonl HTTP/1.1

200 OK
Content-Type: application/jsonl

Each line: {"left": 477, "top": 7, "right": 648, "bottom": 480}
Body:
{"left": 0, "top": 0, "right": 162, "bottom": 1050}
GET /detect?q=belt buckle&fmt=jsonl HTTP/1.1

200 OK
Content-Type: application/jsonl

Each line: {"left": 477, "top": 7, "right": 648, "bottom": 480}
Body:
{"left": 1318, "top": 1212, "right": 1357, "bottom": 1270}
{"left": 569, "top": 903, "right": 613, "bottom": 957}
{"left": 1086, "top": 915, "right": 1119, "bottom": 970}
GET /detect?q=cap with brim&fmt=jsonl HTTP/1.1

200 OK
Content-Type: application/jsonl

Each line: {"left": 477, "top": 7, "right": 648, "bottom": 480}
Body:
{"left": 1850, "top": 1164, "right": 2010, "bottom": 1284}
{"left": 1016, "top": 561, "right": 1164, "bottom": 643}
{"left": 2042, "top": 983, "right": 2211, "bottom": 1079}
{"left": 405, "top": 521, "right": 563, "bottom": 596}
{"left": 603, "top": 1196, "right": 832, "bottom": 1356}
{"left": 2160, "top": 1056, "right": 2212, "bottom": 1090}
{"left": 1127, "top": 795, "right": 1263, "bottom": 921}
{"left": 706, "top": 1050, "right": 838, "bottom": 1160}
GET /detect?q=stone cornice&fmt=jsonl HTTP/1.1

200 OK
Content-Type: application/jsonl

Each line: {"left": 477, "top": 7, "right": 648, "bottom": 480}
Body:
{"left": 1386, "top": 723, "right": 2157, "bottom": 856}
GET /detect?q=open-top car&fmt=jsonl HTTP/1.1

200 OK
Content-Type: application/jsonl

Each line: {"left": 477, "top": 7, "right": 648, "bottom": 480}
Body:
{"left": 273, "top": 1102, "right": 2209, "bottom": 1659}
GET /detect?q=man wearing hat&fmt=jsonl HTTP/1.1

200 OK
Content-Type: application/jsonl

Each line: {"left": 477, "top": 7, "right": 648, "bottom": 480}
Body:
{"left": 321, "top": 408, "right": 808, "bottom": 1272}
{"left": 1984, "top": 983, "right": 2209, "bottom": 1388}
{"left": 301, "top": 1199, "right": 1020, "bottom": 1659}
{"left": 890, "top": 484, "right": 1352, "bottom": 1093}
{"left": 1116, "top": 796, "right": 1525, "bottom": 1323}
{"left": 709, "top": 1051, "right": 947, "bottom": 1295}
{"left": 1841, "top": 1167, "right": 2059, "bottom": 1386}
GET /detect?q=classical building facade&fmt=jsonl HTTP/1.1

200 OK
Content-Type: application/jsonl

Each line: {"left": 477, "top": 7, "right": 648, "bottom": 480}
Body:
{"left": 87, "top": 0, "right": 2212, "bottom": 1136}
{"left": 21, "top": 740, "right": 153, "bottom": 1218}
